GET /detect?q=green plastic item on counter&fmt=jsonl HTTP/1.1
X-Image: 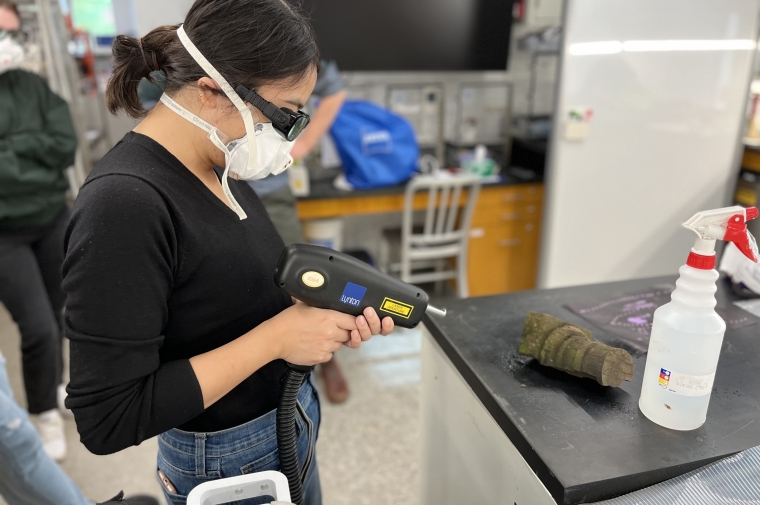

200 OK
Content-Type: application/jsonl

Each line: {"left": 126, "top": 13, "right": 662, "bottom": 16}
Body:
{"left": 460, "top": 144, "right": 499, "bottom": 177}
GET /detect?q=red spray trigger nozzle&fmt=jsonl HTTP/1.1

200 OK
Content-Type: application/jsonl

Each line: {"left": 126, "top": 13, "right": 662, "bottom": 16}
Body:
{"left": 724, "top": 210, "right": 759, "bottom": 262}
{"left": 683, "top": 206, "right": 759, "bottom": 266}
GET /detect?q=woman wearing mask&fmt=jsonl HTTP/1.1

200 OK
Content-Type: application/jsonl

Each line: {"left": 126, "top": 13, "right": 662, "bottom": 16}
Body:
{"left": 62, "top": 1, "right": 393, "bottom": 504}
{"left": 0, "top": 0, "right": 77, "bottom": 461}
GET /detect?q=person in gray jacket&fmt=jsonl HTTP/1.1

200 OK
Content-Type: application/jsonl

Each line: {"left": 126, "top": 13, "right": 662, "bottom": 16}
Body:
{"left": 248, "top": 60, "right": 350, "bottom": 403}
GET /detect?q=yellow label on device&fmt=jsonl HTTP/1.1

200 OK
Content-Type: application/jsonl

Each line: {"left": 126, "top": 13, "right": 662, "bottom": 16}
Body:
{"left": 380, "top": 297, "right": 414, "bottom": 319}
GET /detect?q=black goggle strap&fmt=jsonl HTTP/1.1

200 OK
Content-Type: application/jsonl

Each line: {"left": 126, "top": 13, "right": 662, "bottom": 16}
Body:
{"left": 235, "top": 85, "right": 292, "bottom": 131}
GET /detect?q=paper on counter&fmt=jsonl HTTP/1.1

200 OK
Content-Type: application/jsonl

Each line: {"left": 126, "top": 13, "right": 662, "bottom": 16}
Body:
{"left": 735, "top": 299, "right": 760, "bottom": 318}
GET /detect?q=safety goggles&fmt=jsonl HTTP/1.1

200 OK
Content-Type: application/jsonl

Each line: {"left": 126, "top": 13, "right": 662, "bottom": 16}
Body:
{"left": 235, "top": 84, "right": 310, "bottom": 142}
{"left": 0, "top": 29, "right": 27, "bottom": 44}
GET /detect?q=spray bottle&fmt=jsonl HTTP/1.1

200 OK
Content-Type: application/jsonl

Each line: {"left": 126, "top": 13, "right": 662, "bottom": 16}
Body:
{"left": 639, "top": 206, "right": 759, "bottom": 430}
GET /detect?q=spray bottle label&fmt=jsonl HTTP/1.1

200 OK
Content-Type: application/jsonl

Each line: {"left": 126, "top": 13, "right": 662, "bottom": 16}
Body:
{"left": 658, "top": 368, "right": 715, "bottom": 397}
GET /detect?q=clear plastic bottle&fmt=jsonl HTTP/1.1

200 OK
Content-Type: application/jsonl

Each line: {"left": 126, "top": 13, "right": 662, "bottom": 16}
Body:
{"left": 638, "top": 206, "right": 758, "bottom": 430}
{"left": 638, "top": 265, "right": 725, "bottom": 430}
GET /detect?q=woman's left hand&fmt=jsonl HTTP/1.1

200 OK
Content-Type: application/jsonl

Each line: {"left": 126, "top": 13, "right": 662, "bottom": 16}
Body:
{"left": 344, "top": 307, "right": 394, "bottom": 349}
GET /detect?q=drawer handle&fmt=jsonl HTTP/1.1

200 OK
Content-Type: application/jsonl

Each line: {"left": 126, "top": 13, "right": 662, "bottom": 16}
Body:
{"left": 470, "top": 228, "right": 486, "bottom": 238}
{"left": 501, "top": 193, "right": 523, "bottom": 202}
{"left": 525, "top": 224, "right": 535, "bottom": 232}
{"left": 499, "top": 238, "right": 521, "bottom": 247}
{"left": 526, "top": 205, "right": 536, "bottom": 214}
{"left": 501, "top": 212, "right": 521, "bottom": 221}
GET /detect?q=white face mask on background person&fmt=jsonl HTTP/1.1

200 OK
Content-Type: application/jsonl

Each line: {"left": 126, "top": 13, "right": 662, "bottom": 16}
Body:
{"left": 170, "top": 24, "right": 294, "bottom": 220}
{"left": 0, "top": 35, "right": 24, "bottom": 75}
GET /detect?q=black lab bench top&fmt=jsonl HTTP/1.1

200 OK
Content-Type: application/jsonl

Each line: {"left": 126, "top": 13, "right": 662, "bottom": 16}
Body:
{"left": 422, "top": 276, "right": 760, "bottom": 504}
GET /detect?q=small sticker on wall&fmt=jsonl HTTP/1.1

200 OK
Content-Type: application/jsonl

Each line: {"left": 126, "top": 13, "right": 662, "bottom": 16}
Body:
{"left": 564, "top": 107, "right": 593, "bottom": 141}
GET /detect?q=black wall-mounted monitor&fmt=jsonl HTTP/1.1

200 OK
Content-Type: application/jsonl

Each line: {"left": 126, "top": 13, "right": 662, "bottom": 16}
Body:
{"left": 301, "top": 0, "right": 514, "bottom": 71}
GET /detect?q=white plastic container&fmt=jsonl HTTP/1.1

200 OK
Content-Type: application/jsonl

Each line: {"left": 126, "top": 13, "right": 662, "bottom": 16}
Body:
{"left": 639, "top": 206, "right": 759, "bottom": 430}
{"left": 302, "top": 218, "right": 344, "bottom": 252}
{"left": 288, "top": 162, "right": 310, "bottom": 197}
{"left": 638, "top": 265, "right": 725, "bottom": 430}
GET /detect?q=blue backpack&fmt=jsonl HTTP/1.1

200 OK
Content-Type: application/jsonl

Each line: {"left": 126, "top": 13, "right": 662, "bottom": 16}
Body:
{"left": 329, "top": 100, "right": 419, "bottom": 189}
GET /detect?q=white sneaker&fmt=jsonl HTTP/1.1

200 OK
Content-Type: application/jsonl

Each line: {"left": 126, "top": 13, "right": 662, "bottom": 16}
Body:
{"left": 36, "top": 409, "right": 67, "bottom": 462}
{"left": 57, "top": 383, "right": 74, "bottom": 419}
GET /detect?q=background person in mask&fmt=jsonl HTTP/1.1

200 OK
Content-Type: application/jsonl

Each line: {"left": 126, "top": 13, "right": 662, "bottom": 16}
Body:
{"left": 0, "top": 0, "right": 77, "bottom": 462}
{"left": 248, "top": 60, "right": 345, "bottom": 246}
{"left": 62, "top": 1, "right": 393, "bottom": 504}
{"left": 248, "top": 60, "right": 351, "bottom": 404}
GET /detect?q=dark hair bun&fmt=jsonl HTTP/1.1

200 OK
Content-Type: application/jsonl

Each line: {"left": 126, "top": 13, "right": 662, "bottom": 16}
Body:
{"left": 106, "top": 26, "right": 176, "bottom": 118}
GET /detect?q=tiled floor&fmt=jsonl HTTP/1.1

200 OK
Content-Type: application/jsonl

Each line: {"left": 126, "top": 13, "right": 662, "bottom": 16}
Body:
{"left": 0, "top": 306, "right": 421, "bottom": 505}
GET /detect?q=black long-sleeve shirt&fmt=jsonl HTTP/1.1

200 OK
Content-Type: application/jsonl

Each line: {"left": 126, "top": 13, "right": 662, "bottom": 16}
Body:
{"left": 63, "top": 132, "right": 292, "bottom": 455}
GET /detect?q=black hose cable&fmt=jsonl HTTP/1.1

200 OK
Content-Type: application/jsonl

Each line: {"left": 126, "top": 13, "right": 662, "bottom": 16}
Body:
{"left": 277, "top": 364, "right": 313, "bottom": 505}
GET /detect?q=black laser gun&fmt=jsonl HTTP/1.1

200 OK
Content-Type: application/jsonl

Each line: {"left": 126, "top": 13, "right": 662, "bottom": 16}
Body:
{"left": 273, "top": 244, "right": 445, "bottom": 504}
{"left": 274, "top": 244, "right": 447, "bottom": 329}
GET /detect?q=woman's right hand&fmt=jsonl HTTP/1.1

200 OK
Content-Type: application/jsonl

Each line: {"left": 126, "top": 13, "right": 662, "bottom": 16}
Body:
{"left": 263, "top": 300, "right": 359, "bottom": 366}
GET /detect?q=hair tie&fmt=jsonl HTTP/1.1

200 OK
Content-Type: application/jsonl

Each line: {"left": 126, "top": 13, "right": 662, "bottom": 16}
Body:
{"left": 138, "top": 38, "right": 160, "bottom": 72}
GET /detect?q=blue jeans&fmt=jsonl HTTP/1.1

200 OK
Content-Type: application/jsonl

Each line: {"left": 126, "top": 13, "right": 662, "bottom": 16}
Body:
{"left": 0, "top": 352, "right": 90, "bottom": 505}
{"left": 157, "top": 378, "right": 321, "bottom": 505}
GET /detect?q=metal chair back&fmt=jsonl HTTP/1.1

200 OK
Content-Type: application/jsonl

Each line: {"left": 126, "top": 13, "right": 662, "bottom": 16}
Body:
{"left": 400, "top": 174, "right": 481, "bottom": 297}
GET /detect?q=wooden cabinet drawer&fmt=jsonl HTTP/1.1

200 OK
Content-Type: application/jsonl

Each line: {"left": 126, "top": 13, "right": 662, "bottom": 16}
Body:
{"left": 467, "top": 184, "right": 544, "bottom": 296}
{"left": 467, "top": 218, "right": 542, "bottom": 297}
{"left": 469, "top": 219, "right": 541, "bottom": 251}
{"left": 476, "top": 184, "right": 543, "bottom": 208}
{"left": 471, "top": 201, "right": 541, "bottom": 227}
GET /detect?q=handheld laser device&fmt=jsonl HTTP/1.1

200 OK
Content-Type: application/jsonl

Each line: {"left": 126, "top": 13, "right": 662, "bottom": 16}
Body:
{"left": 272, "top": 244, "right": 446, "bottom": 504}
{"left": 274, "top": 244, "right": 447, "bottom": 327}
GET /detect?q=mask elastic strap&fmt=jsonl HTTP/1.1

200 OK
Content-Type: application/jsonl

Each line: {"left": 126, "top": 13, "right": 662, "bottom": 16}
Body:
{"left": 159, "top": 93, "right": 248, "bottom": 220}
{"left": 160, "top": 93, "right": 215, "bottom": 135}
{"left": 176, "top": 25, "right": 259, "bottom": 175}
{"left": 220, "top": 165, "right": 247, "bottom": 220}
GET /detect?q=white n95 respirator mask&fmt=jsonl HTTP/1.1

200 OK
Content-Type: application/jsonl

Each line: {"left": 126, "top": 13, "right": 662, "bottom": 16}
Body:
{"left": 222, "top": 123, "right": 294, "bottom": 180}
{"left": 160, "top": 93, "right": 294, "bottom": 182}
{"left": 0, "top": 35, "right": 24, "bottom": 75}
{"left": 165, "top": 25, "right": 294, "bottom": 220}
